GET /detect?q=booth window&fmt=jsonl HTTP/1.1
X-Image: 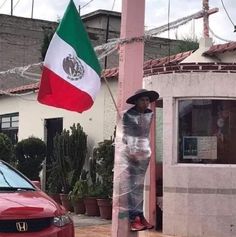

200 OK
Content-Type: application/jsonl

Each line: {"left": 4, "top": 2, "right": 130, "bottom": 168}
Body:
{"left": 0, "top": 113, "right": 19, "bottom": 144}
{"left": 178, "top": 99, "right": 236, "bottom": 164}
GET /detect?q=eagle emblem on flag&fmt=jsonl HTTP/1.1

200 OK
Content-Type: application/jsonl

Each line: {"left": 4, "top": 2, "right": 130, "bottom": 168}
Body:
{"left": 63, "top": 54, "right": 85, "bottom": 81}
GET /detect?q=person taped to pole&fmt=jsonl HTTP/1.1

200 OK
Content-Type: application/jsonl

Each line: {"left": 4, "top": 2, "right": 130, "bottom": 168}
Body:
{"left": 113, "top": 89, "right": 159, "bottom": 232}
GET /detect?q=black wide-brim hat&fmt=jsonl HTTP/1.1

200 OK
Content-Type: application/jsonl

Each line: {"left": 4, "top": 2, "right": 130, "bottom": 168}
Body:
{"left": 126, "top": 89, "right": 159, "bottom": 104}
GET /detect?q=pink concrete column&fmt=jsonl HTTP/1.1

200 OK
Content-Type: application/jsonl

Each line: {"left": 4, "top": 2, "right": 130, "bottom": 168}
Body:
{"left": 112, "top": 1, "right": 145, "bottom": 237}
{"left": 116, "top": 0, "right": 145, "bottom": 112}
{"left": 148, "top": 102, "right": 157, "bottom": 226}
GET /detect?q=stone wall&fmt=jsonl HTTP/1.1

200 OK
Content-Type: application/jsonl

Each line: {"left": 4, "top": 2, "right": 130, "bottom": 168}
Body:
{"left": 0, "top": 14, "right": 57, "bottom": 89}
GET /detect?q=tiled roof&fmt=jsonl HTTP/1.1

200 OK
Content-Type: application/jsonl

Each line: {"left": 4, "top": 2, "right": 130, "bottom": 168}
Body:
{"left": 101, "top": 51, "right": 193, "bottom": 78}
{"left": 2, "top": 44, "right": 236, "bottom": 95}
{"left": 2, "top": 51, "right": 192, "bottom": 95}
{"left": 203, "top": 42, "right": 236, "bottom": 56}
{"left": 3, "top": 82, "right": 39, "bottom": 94}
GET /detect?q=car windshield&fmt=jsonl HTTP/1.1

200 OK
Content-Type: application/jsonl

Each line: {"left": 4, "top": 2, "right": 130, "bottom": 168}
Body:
{"left": 0, "top": 161, "right": 35, "bottom": 191}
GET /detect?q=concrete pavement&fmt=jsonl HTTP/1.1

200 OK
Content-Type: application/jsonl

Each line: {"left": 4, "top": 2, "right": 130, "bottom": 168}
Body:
{"left": 71, "top": 214, "right": 175, "bottom": 237}
{"left": 71, "top": 213, "right": 111, "bottom": 228}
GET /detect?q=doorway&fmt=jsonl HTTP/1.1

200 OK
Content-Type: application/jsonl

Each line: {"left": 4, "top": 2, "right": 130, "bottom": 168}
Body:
{"left": 45, "top": 118, "right": 63, "bottom": 164}
{"left": 155, "top": 101, "right": 163, "bottom": 231}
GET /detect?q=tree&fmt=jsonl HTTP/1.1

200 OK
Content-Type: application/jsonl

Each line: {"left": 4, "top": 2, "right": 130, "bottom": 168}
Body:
{"left": 173, "top": 36, "right": 199, "bottom": 54}
{"left": 0, "top": 133, "right": 14, "bottom": 163}
{"left": 94, "top": 139, "right": 115, "bottom": 198}
{"left": 40, "top": 21, "right": 59, "bottom": 61}
{"left": 41, "top": 30, "right": 54, "bottom": 60}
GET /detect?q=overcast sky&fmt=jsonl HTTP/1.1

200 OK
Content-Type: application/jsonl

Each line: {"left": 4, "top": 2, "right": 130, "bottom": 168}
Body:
{"left": 0, "top": 0, "right": 235, "bottom": 43}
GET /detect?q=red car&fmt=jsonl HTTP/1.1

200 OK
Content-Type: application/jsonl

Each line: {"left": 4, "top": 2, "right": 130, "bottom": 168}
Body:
{"left": 0, "top": 160, "right": 74, "bottom": 237}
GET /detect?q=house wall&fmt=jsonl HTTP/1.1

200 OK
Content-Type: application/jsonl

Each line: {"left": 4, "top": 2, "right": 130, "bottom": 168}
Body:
{"left": 145, "top": 72, "right": 236, "bottom": 237}
{"left": 0, "top": 79, "right": 117, "bottom": 153}
{"left": 218, "top": 51, "right": 236, "bottom": 63}
{"left": 83, "top": 15, "right": 121, "bottom": 32}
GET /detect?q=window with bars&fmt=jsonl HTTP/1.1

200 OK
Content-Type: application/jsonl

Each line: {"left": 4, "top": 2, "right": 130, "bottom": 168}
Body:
{"left": 0, "top": 113, "right": 19, "bottom": 144}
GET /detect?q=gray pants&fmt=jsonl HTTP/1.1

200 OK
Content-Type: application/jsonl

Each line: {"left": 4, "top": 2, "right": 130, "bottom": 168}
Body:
{"left": 127, "top": 157, "right": 150, "bottom": 220}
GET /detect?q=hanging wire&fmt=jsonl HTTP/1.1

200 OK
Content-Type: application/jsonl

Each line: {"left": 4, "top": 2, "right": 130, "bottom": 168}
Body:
{"left": 167, "top": 0, "right": 170, "bottom": 39}
{"left": 80, "top": 0, "right": 95, "bottom": 10}
{"left": 111, "top": 0, "right": 116, "bottom": 11}
{"left": 0, "top": 0, "right": 7, "bottom": 9}
{"left": 167, "top": 0, "right": 171, "bottom": 63}
{"left": 13, "top": 0, "right": 21, "bottom": 9}
{"left": 0, "top": 0, "right": 21, "bottom": 28}
{"left": 209, "top": 26, "right": 233, "bottom": 42}
{"left": 192, "top": 19, "right": 196, "bottom": 40}
{"left": 220, "top": 0, "right": 235, "bottom": 28}
{"left": 0, "top": 89, "right": 35, "bottom": 97}
{"left": 145, "top": 10, "right": 204, "bottom": 36}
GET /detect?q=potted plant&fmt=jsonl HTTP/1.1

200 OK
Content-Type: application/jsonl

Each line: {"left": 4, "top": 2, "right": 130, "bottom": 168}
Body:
{"left": 68, "top": 170, "right": 88, "bottom": 214}
{"left": 94, "top": 138, "right": 115, "bottom": 220}
{"left": 47, "top": 160, "right": 62, "bottom": 204}
{"left": 84, "top": 181, "right": 102, "bottom": 216}
{"left": 83, "top": 155, "right": 102, "bottom": 216}
{"left": 52, "top": 130, "right": 71, "bottom": 211}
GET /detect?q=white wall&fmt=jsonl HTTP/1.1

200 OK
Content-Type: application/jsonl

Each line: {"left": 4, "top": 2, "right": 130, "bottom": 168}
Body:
{"left": 218, "top": 51, "right": 236, "bottom": 63}
{"left": 0, "top": 79, "right": 117, "bottom": 151}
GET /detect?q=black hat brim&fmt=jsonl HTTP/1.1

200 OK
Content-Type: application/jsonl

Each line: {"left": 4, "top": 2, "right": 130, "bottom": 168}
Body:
{"left": 126, "top": 90, "right": 159, "bottom": 104}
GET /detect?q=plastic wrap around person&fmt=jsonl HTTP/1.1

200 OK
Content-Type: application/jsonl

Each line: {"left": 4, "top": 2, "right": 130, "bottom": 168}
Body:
{"left": 113, "top": 88, "right": 159, "bottom": 232}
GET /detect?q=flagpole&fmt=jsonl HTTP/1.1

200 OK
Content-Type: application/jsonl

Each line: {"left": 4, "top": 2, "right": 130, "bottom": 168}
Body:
{"left": 103, "top": 76, "right": 121, "bottom": 119}
{"left": 31, "top": 0, "right": 34, "bottom": 19}
{"left": 11, "top": 0, "right": 13, "bottom": 15}
{"left": 112, "top": 1, "right": 145, "bottom": 236}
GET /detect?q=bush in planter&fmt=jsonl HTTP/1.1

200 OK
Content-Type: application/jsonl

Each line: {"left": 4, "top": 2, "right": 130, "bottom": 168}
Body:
{"left": 15, "top": 136, "right": 46, "bottom": 180}
{"left": 68, "top": 170, "right": 88, "bottom": 214}
{"left": 0, "top": 133, "right": 14, "bottom": 163}
{"left": 94, "top": 139, "right": 115, "bottom": 199}
{"left": 46, "top": 160, "right": 62, "bottom": 204}
{"left": 93, "top": 139, "right": 115, "bottom": 219}
{"left": 53, "top": 130, "right": 70, "bottom": 194}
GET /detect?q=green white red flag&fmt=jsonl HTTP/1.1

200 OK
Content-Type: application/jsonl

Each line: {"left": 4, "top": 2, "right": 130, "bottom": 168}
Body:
{"left": 37, "top": 0, "right": 101, "bottom": 113}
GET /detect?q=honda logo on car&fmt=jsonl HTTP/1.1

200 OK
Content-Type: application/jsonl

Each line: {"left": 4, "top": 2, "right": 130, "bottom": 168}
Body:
{"left": 16, "top": 222, "right": 28, "bottom": 232}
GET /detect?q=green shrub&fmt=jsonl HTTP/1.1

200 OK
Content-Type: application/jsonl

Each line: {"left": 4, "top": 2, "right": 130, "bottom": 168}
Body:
{"left": 51, "top": 123, "right": 87, "bottom": 194}
{"left": 68, "top": 170, "right": 89, "bottom": 200}
{"left": 15, "top": 137, "right": 46, "bottom": 180}
{"left": 0, "top": 133, "right": 14, "bottom": 163}
{"left": 94, "top": 139, "right": 115, "bottom": 198}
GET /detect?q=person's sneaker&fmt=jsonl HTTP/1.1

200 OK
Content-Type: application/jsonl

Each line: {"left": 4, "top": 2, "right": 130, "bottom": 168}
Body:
{"left": 140, "top": 216, "right": 154, "bottom": 229}
{"left": 130, "top": 216, "right": 146, "bottom": 231}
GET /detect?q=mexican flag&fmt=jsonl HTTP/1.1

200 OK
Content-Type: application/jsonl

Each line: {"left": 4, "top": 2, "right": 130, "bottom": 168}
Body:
{"left": 37, "top": 0, "right": 101, "bottom": 113}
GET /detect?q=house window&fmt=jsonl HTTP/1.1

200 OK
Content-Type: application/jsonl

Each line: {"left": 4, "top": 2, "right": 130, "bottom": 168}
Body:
{"left": 178, "top": 99, "right": 236, "bottom": 164}
{"left": 0, "top": 113, "right": 19, "bottom": 144}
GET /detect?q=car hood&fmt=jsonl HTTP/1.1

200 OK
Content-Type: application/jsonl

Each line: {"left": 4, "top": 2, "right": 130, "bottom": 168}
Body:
{"left": 0, "top": 191, "right": 64, "bottom": 219}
